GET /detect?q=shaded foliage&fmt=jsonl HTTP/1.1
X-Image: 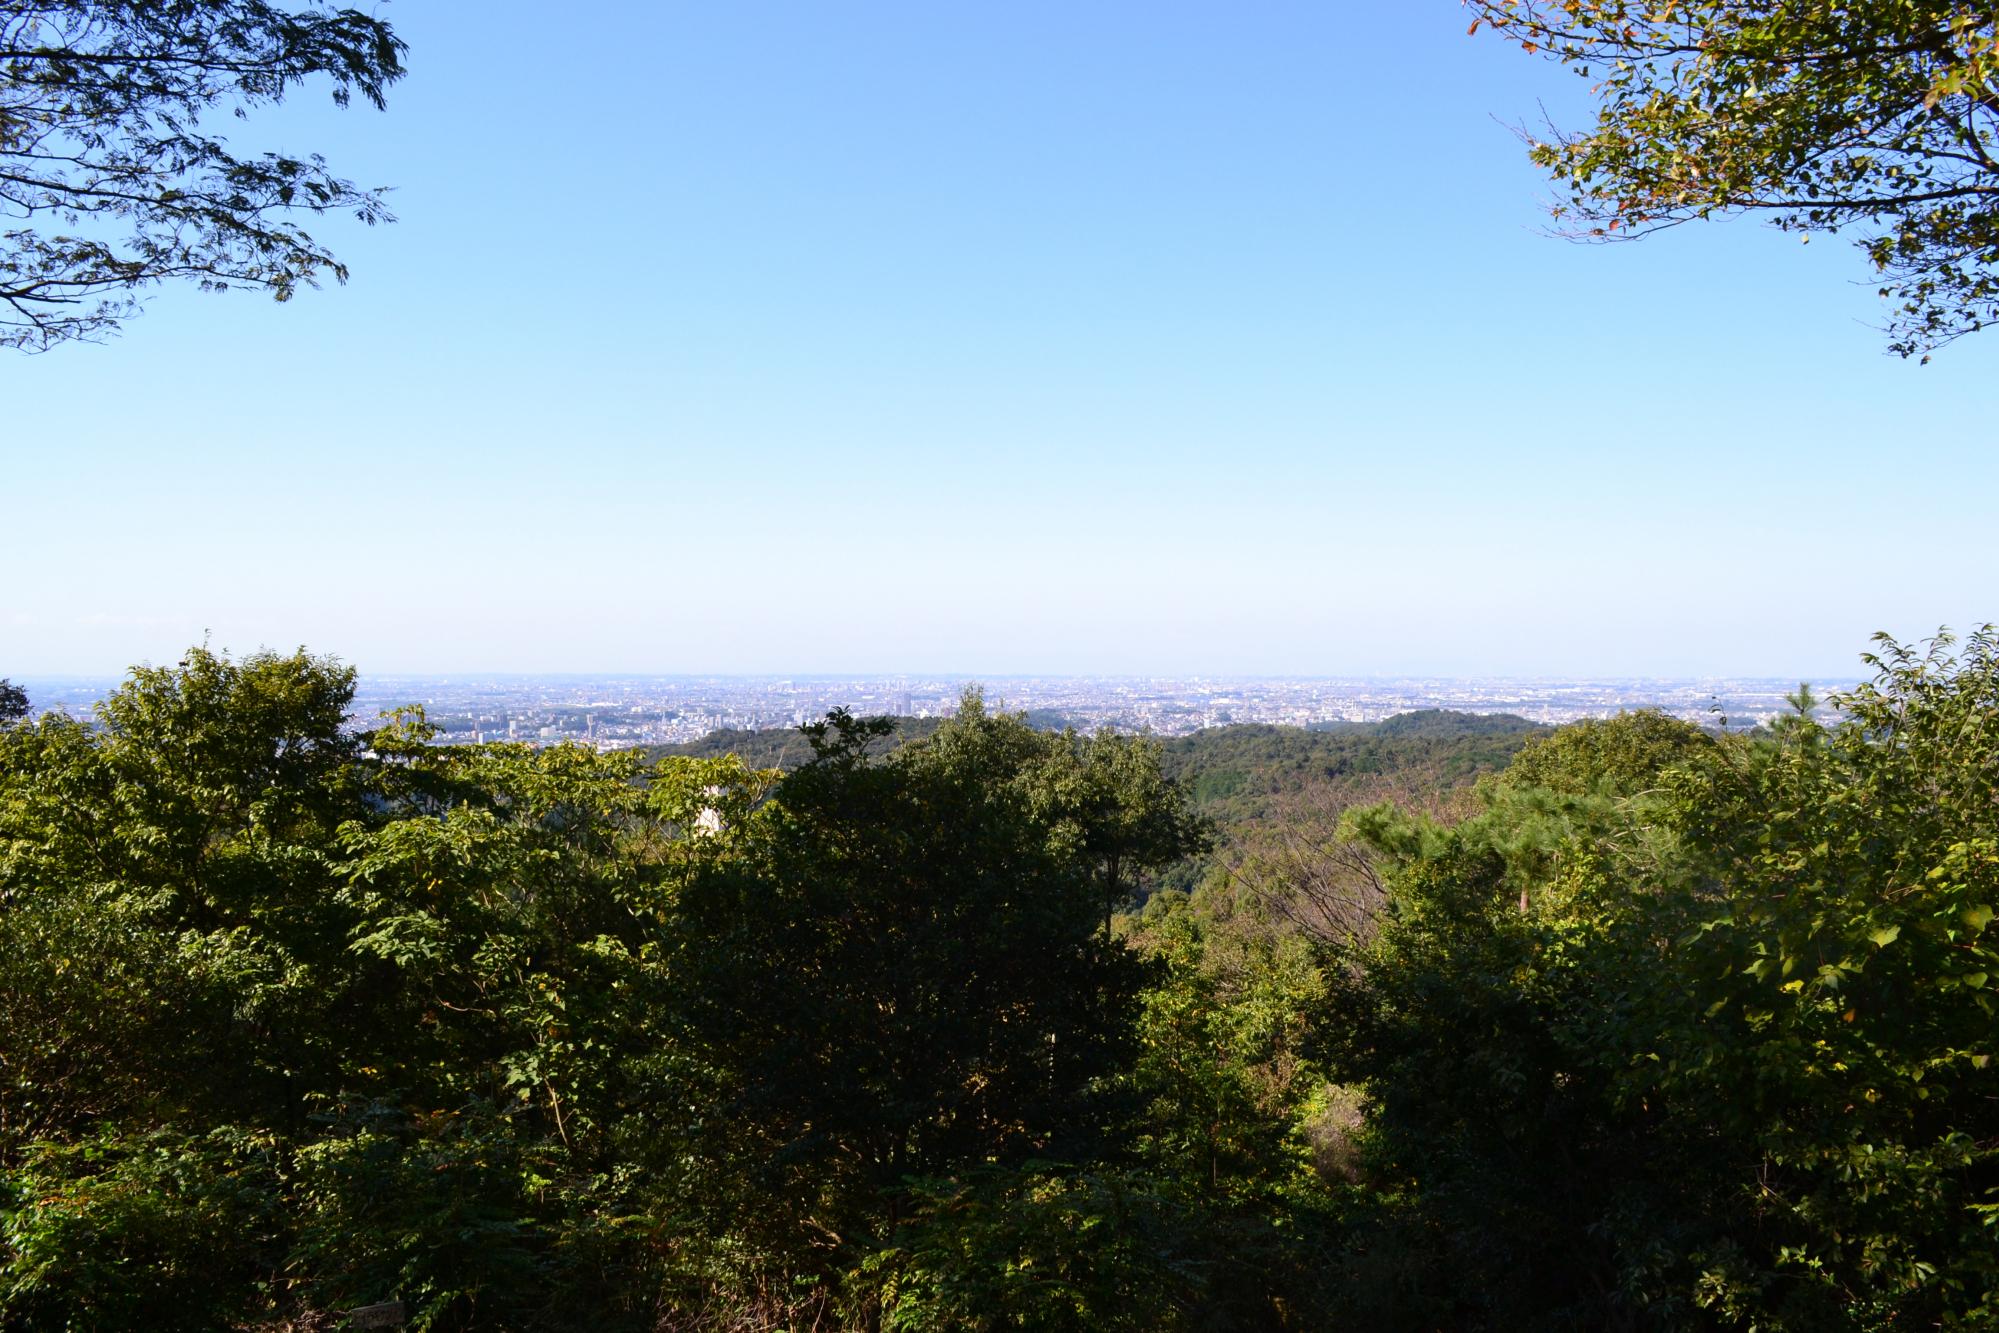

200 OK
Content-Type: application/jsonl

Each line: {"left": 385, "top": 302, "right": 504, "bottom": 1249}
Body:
{"left": 1321, "top": 631, "right": 1999, "bottom": 1329}
{"left": 659, "top": 697, "right": 1200, "bottom": 1294}
{"left": 0, "top": 655, "right": 1216, "bottom": 1330}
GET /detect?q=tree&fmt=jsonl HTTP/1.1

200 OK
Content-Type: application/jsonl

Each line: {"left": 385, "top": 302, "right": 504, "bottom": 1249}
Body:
{"left": 1, "top": 0, "right": 406, "bottom": 351}
{"left": 1034, "top": 726, "right": 1211, "bottom": 942}
{"left": 0, "top": 680, "right": 24, "bottom": 723}
{"left": 1319, "top": 630, "right": 1999, "bottom": 1329}
{"left": 1469, "top": 1, "right": 1999, "bottom": 358}
{"left": 0, "top": 647, "right": 723, "bottom": 1328}
{"left": 0, "top": 655, "right": 1225, "bottom": 1328}
{"left": 662, "top": 700, "right": 1165, "bottom": 1280}
{"left": 1496, "top": 707, "right": 1715, "bottom": 799}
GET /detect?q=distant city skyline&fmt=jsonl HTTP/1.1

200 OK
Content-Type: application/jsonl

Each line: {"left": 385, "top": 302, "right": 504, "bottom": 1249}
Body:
{"left": 12, "top": 670, "right": 1862, "bottom": 747}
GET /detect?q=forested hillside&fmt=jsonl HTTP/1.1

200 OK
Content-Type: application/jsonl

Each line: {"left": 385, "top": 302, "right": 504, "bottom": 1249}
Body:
{"left": 658, "top": 710, "right": 1543, "bottom": 898}
{"left": 3, "top": 634, "right": 1995, "bottom": 1330}
{"left": 1157, "top": 711, "right": 1541, "bottom": 821}
{"left": 664, "top": 710, "right": 1540, "bottom": 828}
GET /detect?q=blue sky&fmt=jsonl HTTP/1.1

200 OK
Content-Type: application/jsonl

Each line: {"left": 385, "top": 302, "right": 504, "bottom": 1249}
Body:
{"left": 5, "top": 2, "right": 1992, "bottom": 677}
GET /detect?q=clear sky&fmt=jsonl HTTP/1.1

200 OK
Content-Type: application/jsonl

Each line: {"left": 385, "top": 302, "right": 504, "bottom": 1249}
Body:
{"left": 5, "top": 2, "right": 1992, "bottom": 678}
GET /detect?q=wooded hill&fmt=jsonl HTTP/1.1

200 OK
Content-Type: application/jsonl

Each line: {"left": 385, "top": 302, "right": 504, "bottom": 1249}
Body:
{"left": 660, "top": 709, "right": 1544, "bottom": 818}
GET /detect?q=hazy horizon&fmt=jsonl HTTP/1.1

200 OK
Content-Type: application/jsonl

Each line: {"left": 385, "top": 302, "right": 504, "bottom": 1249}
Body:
{"left": 13, "top": 662, "right": 1856, "bottom": 745}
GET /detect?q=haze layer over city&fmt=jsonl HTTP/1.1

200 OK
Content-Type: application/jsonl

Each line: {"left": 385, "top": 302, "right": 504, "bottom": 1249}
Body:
{"left": 15, "top": 671, "right": 1849, "bottom": 748}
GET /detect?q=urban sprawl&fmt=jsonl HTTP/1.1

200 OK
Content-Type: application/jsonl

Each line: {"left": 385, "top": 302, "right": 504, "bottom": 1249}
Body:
{"left": 21, "top": 674, "right": 1855, "bottom": 749}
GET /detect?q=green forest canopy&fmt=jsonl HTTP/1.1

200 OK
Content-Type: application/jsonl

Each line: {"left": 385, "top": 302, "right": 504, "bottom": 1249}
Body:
{"left": 1, "top": 633, "right": 1995, "bottom": 1329}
